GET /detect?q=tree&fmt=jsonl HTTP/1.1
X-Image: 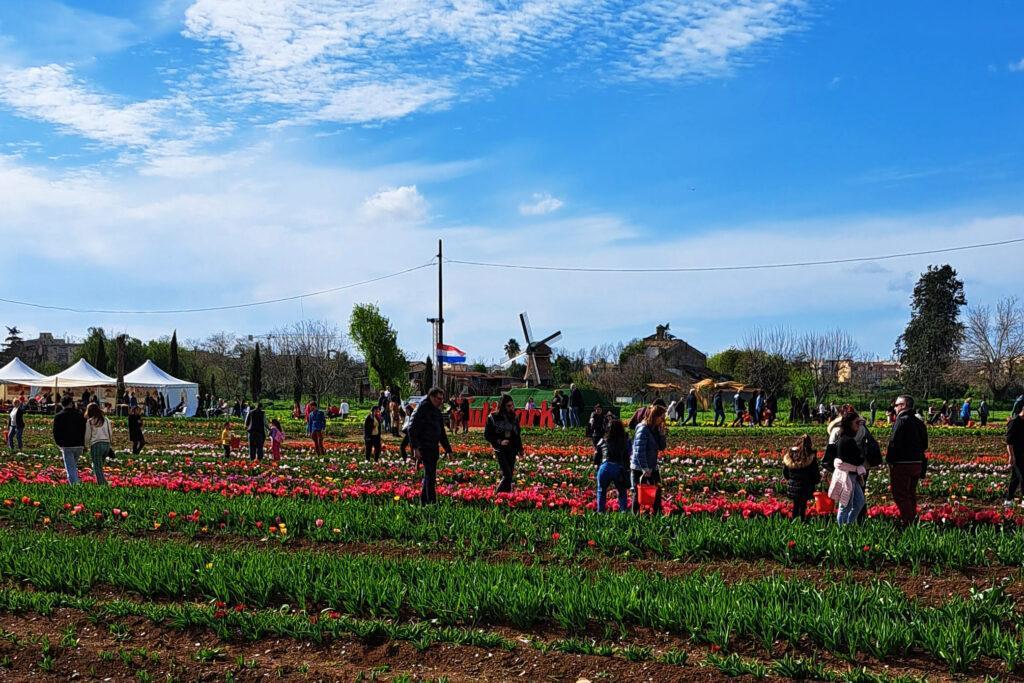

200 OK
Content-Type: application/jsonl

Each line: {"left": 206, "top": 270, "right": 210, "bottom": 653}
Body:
{"left": 3, "top": 326, "right": 22, "bottom": 350}
{"left": 250, "top": 343, "right": 262, "bottom": 402}
{"left": 794, "top": 329, "right": 859, "bottom": 405}
{"left": 209, "top": 372, "right": 217, "bottom": 400}
{"left": 93, "top": 329, "right": 109, "bottom": 374}
{"left": 962, "top": 297, "right": 1024, "bottom": 399}
{"left": 618, "top": 339, "right": 645, "bottom": 365}
{"left": 422, "top": 356, "right": 434, "bottom": 393}
{"left": 169, "top": 330, "right": 180, "bottom": 377}
{"left": 504, "top": 338, "right": 521, "bottom": 359}
{"left": 292, "top": 355, "right": 303, "bottom": 406}
{"left": 115, "top": 334, "right": 126, "bottom": 405}
{"left": 707, "top": 348, "right": 743, "bottom": 377}
{"left": 349, "top": 304, "right": 408, "bottom": 392}
{"left": 895, "top": 265, "right": 966, "bottom": 400}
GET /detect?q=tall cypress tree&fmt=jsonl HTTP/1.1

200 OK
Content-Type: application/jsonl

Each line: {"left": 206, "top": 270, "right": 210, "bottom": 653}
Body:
{"left": 169, "top": 330, "right": 180, "bottom": 377}
{"left": 250, "top": 343, "right": 263, "bottom": 402}
{"left": 209, "top": 372, "right": 217, "bottom": 401}
{"left": 895, "top": 265, "right": 966, "bottom": 400}
{"left": 94, "top": 331, "right": 108, "bottom": 374}
{"left": 115, "top": 334, "right": 126, "bottom": 404}
{"left": 293, "top": 355, "right": 303, "bottom": 407}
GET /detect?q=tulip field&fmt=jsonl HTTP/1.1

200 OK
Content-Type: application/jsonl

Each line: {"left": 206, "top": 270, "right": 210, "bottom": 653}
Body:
{"left": 0, "top": 415, "right": 1022, "bottom": 680}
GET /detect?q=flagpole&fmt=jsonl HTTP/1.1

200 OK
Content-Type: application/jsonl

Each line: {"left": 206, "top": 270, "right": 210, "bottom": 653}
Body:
{"left": 436, "top": 239, "right": 443, "bottom": 393}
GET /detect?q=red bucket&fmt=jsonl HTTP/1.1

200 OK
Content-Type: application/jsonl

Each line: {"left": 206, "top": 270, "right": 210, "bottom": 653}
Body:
{"left": 813, "top": 491, "right": 835, "bottom": 514}
{"left": 229, "top": 437, "right": 241, "bottom": 450}
{"left": 636, "top": 473, "right": 659, "bottom": 511}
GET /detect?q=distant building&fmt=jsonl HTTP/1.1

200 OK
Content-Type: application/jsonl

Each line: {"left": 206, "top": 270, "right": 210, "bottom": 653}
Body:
{"left": 642, "top": 324, "right": 708, "bottom": 380}
{"left": 832, "top": 359, "right": 902, "bottom": 388}
{"left": 17, "top": 333, "right": 80, "bottom": 367}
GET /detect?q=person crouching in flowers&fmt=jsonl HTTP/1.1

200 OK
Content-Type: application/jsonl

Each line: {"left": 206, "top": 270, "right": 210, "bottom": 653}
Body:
{"left": 828, "top": 411, "right": 867, "bottom": 525}
{"left": 596, "top": 419, "right": 631, "bottom": 512}
{"left": 269, "top": 418, "right": 285, "bottom": 461}
{"left": 782, "top": 434, "right": 820, "bottom": 521}
{"left": 220, "top": 421, "right": 232, "bottom": 458}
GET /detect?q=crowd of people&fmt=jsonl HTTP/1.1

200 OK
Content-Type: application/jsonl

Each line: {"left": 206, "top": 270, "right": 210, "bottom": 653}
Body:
{"left": 12, "top": 383, "right": 1024, "bottom": 525}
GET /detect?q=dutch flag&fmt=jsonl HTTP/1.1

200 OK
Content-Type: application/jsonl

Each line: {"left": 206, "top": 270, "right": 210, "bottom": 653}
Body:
{"left": 436, "top": 343, "right": 467, "bottom": 364}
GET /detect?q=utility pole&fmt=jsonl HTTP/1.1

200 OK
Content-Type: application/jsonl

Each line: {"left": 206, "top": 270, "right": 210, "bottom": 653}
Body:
{"left": 436, "top": 239, "right": 444, "bottom": 393}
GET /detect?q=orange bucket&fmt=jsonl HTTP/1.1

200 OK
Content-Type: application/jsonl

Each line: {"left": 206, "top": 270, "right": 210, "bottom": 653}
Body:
{"left": 813, "top": 491, "right": 835, "bottom": 514}
{"left": 636, "top": 473, "right": 659, "bottom": 511}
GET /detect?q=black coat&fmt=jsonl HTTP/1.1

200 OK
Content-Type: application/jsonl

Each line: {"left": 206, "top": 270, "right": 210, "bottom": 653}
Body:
{"left": 783, "top": 459, "right": 820, "bottom": 500}
{"left": 886, "top": 410, "right": 928, "bottom": 464}
{"left": 128, "top": 414, "right": 144, "bottom": 440}
{"left": 598, "top": 437, "right": 630, "bottom": 468}
{"left": 409, "top": 400, "right": 452, "bottom": 454}
{"left": 245, "top": 409, "right": 266, "bottom": 437}
{"left": 569, "top": 388, "right": 584, "bottom": 409}
{"left": 53, "top": 407, "right": 86, "bottom": 448}
{"left": 484, "top": 411, "right": 522, "bottom": 455}
{"left": 363, "top": 414, "right": 382, "bottom": 441}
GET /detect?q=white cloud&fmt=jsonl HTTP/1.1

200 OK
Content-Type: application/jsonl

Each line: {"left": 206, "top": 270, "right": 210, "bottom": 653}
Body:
{"left": 1009, "top": 58, "right": 1024, "bottom": 72}
{"left": 519, "top": 192, "right": 565, "bottom": 216}
{"left": 180, "top": 0, "right": 809, "bottom": 124}
{"left": 0, "top": 64, "right": 228, "bottom": 163}
{"left": 361, "top": 185, "right": 428, "bottom": 223}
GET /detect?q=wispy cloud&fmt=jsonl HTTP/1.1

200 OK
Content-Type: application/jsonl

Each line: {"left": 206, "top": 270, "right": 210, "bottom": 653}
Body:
{"left": 180, "top": 0, "right": 809, "bottom": 124}
{"left": 0, "top": 63, "right": 229, "bottom": 165}
{"left": 1010, "top": 58, "right": 1024, "bottom": 72}
{"left": 519, "top": 192, "right": 564, "bottom": 216}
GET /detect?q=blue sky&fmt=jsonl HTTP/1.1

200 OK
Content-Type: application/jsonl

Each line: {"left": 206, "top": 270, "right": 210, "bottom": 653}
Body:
{"left": 0, "top": 0, "right": 1021, "bottom": 364}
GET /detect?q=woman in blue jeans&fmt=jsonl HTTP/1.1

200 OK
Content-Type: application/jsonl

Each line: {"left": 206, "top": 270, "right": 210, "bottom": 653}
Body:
{"left": 595, "top": 419, "right": 631, "bottom": 512}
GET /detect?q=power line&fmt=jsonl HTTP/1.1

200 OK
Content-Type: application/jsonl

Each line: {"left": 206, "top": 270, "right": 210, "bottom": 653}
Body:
{"left": 0, "top": 261, "right": 436, "bottom": 315}
{"left": 446, "top": 236, "right": 1024, "bottom": 273}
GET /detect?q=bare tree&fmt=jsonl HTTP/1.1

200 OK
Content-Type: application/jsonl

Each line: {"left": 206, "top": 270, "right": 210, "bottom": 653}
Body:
{"left": 794, "top": 329, "right": 860, "bottom": 404}
{"left": 266, "top": 321, "right": 351, "bottom": 403}
{"left": 962, "top": 297, "right": 1024, "bottom": 399}
{"left": 743, "top": 326, "right": 798, "bottom": 360}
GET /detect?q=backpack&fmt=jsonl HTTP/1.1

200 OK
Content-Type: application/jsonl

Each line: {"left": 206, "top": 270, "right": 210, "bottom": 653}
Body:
{"left": 861, "top": 431, "right": 883, "bottom": 467}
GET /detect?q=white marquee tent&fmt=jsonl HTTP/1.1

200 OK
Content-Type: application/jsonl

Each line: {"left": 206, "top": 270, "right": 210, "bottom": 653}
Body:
{"left": 28, "top": 358, "right": 116, "bottom": 390}
{"left": 124, "top": 360, "right": 198, "bottom": 416}
{"left": 0, "top": 358, "right": 46, "bottom": 399}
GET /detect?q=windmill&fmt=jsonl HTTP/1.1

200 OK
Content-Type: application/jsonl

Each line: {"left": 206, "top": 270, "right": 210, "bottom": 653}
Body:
{"left": 502, "top": 312, "right": 561, "bottom": 387}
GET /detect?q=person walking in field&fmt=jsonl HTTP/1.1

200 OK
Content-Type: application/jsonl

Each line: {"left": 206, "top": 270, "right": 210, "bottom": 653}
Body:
{"left": 731, "top": 393, "right": 746, "bottom": 428}
{"left": 308, "top": 402, "right": 327, "bottom": 455}
{"left": 782, "top": 434, "right": 820, "bottom": 521}
{"left": 683, "top": 388, "right": 698, "bottom": 426}
{"left": 713, "top": 390, "right": 726, "bottom": 427}
{"left": 220, "top": 421, "right": 232, "bottom": 457}
{"left": 485, "top": 393, "right": 523, "bottom": 494}
{"left": 979, "top": 398, "right": 989, "bottom": 427}
{"left": 960, "top": 398, "right": 972, "bottom": 426}
{"left": 409, "top": 387, "right": 454, "bottom": 505}
{"left": 244, "top": 402, "right": 267, "bottom": 461}
{"left": 7, "top": 398, "right": 24, "bottom": 451}
{"left": 1004, "top": 404, "right": 1024, "bottom": 507}
{"left": 596, "top": 419, "right": 631, "bottom": 512}
{"left": 363, "top": 406, "right": 383, "bottom": 461}
{"left": 84, "top": 404, "right": 113, "bottom": 485}
{"left": 53, "top": 396, "right": 86, "bottom": 484}
{"left": 886, "top": 395, "right": 928, "bottom": 526}
{"left": 568, "top": 383, "right": 584, "bottom": 428}
{"left": 587, "top": 403, "right": 609, "bottom": 459}
{"left": 269, "top": 418, "right": 285, "bottom": 461}
{"left": 869, "top": 398, "right": 877, "bottom": 426}
{"left": 630, "top": 404, "right": 667, "bottom": 514}
{"left": 128, "top": 406, "right": 145, "bottom": 454}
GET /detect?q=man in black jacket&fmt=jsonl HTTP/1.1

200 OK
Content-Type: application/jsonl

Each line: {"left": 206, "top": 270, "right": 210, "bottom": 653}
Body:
{"left": 53, "top": 396, "right": 86, "bottom": 484}
{"left": 244, "top": 403, "right": 266, "bottom": 461}
{"left": 568, "top": 384, "right": 584, "bottom": 428}
{"left": 886, "top": 395, "right": 928, "bottom": 526}
{"left": 1005, "top": 404, "right": 1024, "bottom": 506}
{"left": 409, "top": 387, "right": 453, "bottom": 504}
{"left": 363, "top": 406, "right": 382, "bottom": 461}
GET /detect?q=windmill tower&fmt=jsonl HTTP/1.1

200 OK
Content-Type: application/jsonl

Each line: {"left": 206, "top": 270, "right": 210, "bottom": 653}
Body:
{"left": 502, "top": 312, "right": 561, "bottom": 387}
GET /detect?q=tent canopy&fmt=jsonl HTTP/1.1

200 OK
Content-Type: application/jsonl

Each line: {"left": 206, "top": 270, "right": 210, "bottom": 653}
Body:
{"left": 25, "top": 358, "right": 116, "bottom": 389}
{"left": 124, "top": 360, "right": 199, "bottom": 416}
{"left": 0, "top": 358, "right": 45, "bottom": 384}
{"left": 124, "top": 360, "right": 195, "bottom": 388}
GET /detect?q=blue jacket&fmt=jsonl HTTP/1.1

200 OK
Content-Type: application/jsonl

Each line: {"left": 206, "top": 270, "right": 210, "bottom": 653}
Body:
{"left": 630, "top": 423, "right": 665, "bottom": 472}
{"left": 308, "top": 409, "right": 327, "bottom": 433}
{"left": 960, "top": 402, "right": 971, "bottom": 420}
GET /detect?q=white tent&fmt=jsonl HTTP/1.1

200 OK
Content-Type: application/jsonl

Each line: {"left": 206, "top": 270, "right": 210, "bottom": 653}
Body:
{"left": 27, "top": 358, "right": 117, "bottom": 389}
{"left": 124, "top": 360, "right": 199, "bottom": 417}
{"left": 0, "top": 357, "right": 46, "bottom": 399}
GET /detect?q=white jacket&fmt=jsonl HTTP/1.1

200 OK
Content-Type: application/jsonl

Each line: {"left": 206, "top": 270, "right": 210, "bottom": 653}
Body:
{"left": 84, "top": 417, "right": 113, "bottom": 447}
{"left": 828, "top": 459, "right": 865, "bottom": 507}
